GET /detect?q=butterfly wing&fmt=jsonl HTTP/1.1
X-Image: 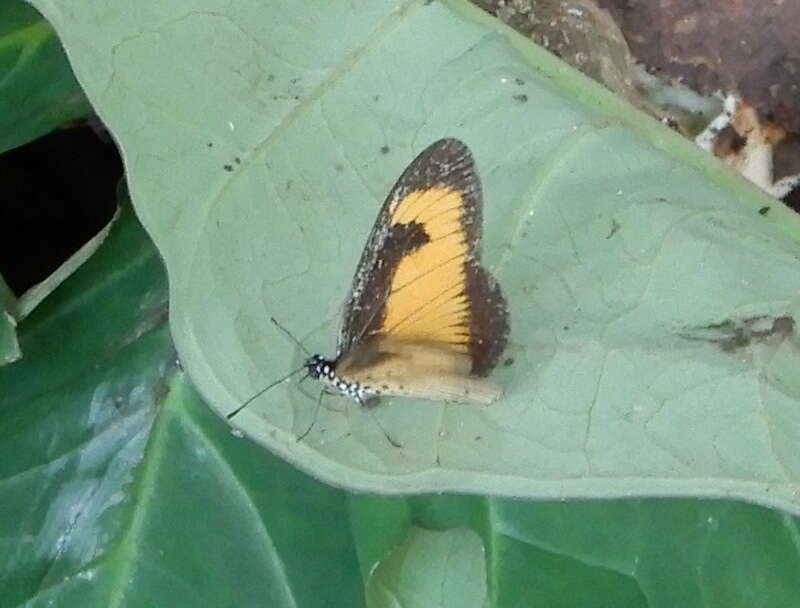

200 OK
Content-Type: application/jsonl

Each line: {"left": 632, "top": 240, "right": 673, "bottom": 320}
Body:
{"left": 335, "top": 336, "right": 502, "bottom": 404}
{"left": 337, "top": 138, "right": 508, "bottom": 378}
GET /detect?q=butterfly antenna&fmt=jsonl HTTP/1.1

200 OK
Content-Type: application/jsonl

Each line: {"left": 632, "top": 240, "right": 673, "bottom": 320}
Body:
{"left": 270, "top": 316, "right": 311, "bottom": 357}
{"left": 226, "top": 365, "right": 305, "bottom": 419}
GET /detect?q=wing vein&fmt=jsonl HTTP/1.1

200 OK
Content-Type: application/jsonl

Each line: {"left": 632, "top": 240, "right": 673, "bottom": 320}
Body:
{"left": 390, "top": 249, "right": 464, "bottom": 294}
{"left": 395, "top": 187, "right": 452, "bottom": 224}
{"left": 387, "top": 279, "right": 466, "bottom": 334}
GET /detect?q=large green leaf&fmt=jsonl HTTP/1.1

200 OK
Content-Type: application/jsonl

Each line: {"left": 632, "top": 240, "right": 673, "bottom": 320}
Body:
{"left": 400, "top": 495, "right": 800, "bottom": 607}
{"left": 32, "top": 0, "right": 800, "bottom": 512}
{"left": 0, "top": 205, "right": 168, "bottom": 604}
{"left": 0, "top": 0, "right": 91, "bottom": 155}
{"left": 0, "top": 207, "right": 365, "bottom": 606}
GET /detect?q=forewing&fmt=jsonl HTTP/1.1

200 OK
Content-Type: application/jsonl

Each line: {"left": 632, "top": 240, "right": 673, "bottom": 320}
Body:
{"left": 338, "top": 138, "right": 508, "bottom": 376}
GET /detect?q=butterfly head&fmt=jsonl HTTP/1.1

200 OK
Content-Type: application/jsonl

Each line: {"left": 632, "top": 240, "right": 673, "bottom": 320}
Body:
{"left": 306, "top": 354, "right": 335, "bottom": 381}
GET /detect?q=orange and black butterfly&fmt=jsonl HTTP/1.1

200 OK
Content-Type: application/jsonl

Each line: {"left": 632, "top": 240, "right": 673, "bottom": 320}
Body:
{"left": 229, "top": 138, "right": 508, "bottom": 420}
{"left": 307, "top": 138, "right": 508, "bottom": 405}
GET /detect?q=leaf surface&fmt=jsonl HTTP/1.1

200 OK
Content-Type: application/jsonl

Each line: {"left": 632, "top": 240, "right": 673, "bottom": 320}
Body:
{"left": 31, "top": 0, "right": 800, "bottom": 511}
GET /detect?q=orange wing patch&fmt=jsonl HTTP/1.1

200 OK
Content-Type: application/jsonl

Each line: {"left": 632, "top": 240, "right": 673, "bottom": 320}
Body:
{"left": 381, "top": 186, "right": 471, "bottom": 352}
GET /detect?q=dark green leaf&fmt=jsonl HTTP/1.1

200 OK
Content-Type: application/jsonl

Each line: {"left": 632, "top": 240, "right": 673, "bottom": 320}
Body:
{"left": 0, "top": 0, "right": 91, "bottom": 154}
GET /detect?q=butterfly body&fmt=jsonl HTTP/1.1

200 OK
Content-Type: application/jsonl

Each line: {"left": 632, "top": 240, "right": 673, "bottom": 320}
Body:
{"left": 309, "top": 138, "right": 509, "bottom": 408}
{"left": 305, "top": 353, "right": 373, "bottom": 404}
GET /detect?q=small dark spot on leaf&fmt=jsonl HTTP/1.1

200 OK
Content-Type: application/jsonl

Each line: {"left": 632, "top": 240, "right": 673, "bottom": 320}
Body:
{"left": 207, "top": 142, "right": 213, "bottom": 148}
{"left": 234, "top": 157, "right": 241, "bottom": 164}
{"left": 335, "top": 163, "right": 344, "bottom": 172}
{"left": 503, "top": 357, "right": 514, "bottom": 367}
{"left": 513, "top": 93, "right": 529, "bottom": 103}
{"left": 286, "top": 179, "right": 293, "bottom": 191}
{"left": 759, "top": 206, "right": 771, "bottom": 215}
{"left": 380, "top": 145, "right": 390, "bottom": 155}
{"left": 223, "top": 164, "right": 233, "bottom": 172}
{"left": 515, "top": 78, "right": 525, "bottom": 85}
{"left": 772, "top": 316, "right": 795, "bottom": 336}
{"left": 563, "top": 325, "right": 570, "bottom": 331}
{"left": 474, "top": 435, "right": 482, "bottom": 441}
{"left": 373, "top": 95, "right": 380, "bottom": 102}
{"left": 267, "top": 73, "right": 275, "bottom": 81}
{"left": 606, "top": 219, "right": 621, "bottom": 239}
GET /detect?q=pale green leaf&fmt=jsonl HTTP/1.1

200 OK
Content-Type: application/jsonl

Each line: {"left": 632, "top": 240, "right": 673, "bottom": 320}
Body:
{"left": 32, "top": 0, "right": 800, "bottom": 513}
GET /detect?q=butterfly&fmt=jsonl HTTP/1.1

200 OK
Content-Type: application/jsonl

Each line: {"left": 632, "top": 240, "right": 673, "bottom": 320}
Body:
{"left": 228, "top": 138, "right": 509, "bottom": 422}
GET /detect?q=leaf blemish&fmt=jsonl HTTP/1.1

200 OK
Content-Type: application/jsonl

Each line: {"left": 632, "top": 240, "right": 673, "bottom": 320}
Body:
{"left": 679, "top": 315, "right": 795, "bottom": 352}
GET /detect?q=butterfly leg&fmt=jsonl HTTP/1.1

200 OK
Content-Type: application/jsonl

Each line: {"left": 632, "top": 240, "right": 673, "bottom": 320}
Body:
{"left": 296, "top": 389, "right": 327, "bottom": 442}
{"left": 358, "top": 400, "right": 402, "bottom": 448}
